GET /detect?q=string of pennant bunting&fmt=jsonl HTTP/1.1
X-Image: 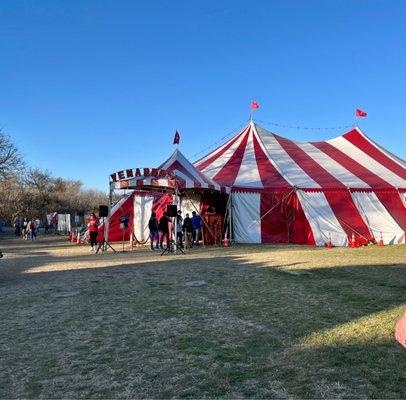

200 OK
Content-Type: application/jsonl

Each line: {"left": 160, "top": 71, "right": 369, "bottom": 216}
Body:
{"left": 188, "top": 101, "right": 368, "bottom": 159}
{"left": 257, "top": 119, "right": 355, "bottom": 131}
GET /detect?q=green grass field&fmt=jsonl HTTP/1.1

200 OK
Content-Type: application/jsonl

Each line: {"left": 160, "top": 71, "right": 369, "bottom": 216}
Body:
{"left": 0, "top": 234, "right": 405, "bottom": 399}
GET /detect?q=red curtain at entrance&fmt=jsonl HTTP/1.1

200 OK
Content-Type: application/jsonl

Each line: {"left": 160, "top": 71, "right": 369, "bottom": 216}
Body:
{"left": 260, "top": 191, "right": 315, "bottom": 245}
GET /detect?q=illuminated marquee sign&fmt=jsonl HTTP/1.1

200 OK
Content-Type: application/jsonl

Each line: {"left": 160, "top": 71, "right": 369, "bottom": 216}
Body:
{"left": 110, "top": 168, "right": 174, "bottom": 182}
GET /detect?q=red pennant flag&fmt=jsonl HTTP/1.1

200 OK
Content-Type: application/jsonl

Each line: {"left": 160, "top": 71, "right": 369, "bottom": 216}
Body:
{"left": 355, "top": 108, "right": 367, "bottom": 117}
{"left": 173, "top": 130, "right": 180, "bottom": 145}
{"left": 250, "top": 101, "right": 259, "bottom": 110}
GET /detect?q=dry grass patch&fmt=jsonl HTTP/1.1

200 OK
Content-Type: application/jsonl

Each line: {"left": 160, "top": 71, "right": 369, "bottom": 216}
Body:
{"left": 0, "top": 234, "right": 405, "bottom": 398}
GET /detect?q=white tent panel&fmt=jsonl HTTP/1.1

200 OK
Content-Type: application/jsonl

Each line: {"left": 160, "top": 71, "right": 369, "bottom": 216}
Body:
{"left": 133, "top": 195, "right": 154, "bottom": 242}
{"left": 232, "top": 192, "right": 261, "bottom": 243}
{"left": 233, "top": 129, "right": 264, "bottom": 187}
{"left": 180, "top": 194, "right": 201, "bottom": 217}
{"left": 297, "top": 190, "right": 348, "bottom": 246}
{"left": 351, "top": 191, "right": 405, "bottom": 245}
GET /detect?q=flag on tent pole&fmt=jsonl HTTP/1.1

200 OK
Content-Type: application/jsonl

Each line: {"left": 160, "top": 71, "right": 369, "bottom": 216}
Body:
{"left": 355, "top": 109, "right": 367, "bottom": 117}
{"left": 173, "top": 131, "right": 180, "bottom": 145}
{"left": 355, "top": 108, "right": 367, "bottom": 127}
{"left": 250, "top": 101, "right": 260, "bottom": 110}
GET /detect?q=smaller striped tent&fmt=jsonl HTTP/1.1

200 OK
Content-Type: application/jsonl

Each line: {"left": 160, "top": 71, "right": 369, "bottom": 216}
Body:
{"left": 112, "top": 148, "right": 229, "bottom": 193}
{"left": 195, "top": 122, "right": 406, "bottom": 246}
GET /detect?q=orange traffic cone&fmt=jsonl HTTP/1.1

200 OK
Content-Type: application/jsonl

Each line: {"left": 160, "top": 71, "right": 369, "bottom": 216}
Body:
{"left": 378, "top": 231, "right": 384, "bottom": 246}
{"left": 71, "top": 232, "right": 77, "bottom": 243}
{"left": 76, "top": 232, "right": 81, "bottom": 244}
{"left": 326, "top": 233, "right": 333, "bottom": 248}
{"left": 222, "top": 238, "right": 230, "bottom": 247}
{"left": 349, "top": 233, "right": 356, "bottom": 248}
{"left": 68, "top": 231, "right": 72, "bottom": 241}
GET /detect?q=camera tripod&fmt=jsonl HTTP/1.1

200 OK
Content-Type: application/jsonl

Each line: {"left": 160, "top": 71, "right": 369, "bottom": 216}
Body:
{"left": 160, "top": 238, "right": 185, "bottom": 256}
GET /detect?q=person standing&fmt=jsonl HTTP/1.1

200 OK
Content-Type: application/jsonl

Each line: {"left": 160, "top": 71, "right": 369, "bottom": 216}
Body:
{"left": 28, "top": 218, "right": 37, "bottom": 241}
{"left": 176, "top": 210, "right": 183, "bottom": 248}
{"left": 183, "top": 213, "right": 194, "bottom": 248}
{"left": 21, "top": 217, "right": 29, "bottom": 240}
{"left": 158, "top": 212, "right": 170, "bottom": 249}
{"left": 13, "top": 216, "right": 21, "bottom": 236}
{"left": 148, "top": 212, "right": 159, "bottom": 251}
{"left": 35, "top": 217, "right": 41, "bottom": 235}
{"left": 87, "top": 212, "right": 100, "bottom": 251}
{"left": 191, "top": 211, "right": 202, "bottom": 245}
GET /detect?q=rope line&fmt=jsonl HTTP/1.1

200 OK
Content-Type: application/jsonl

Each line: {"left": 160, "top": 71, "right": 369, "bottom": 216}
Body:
{"left": 257, "top": 119, "right": 354, "bottom": 131}
{"left": 191, "top": 118, "right": 354, "bottom": 160}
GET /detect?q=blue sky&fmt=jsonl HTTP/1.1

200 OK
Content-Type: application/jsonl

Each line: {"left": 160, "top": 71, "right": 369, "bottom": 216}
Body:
{"left": 1, "top": 0, "right": 405, "bottom": 191}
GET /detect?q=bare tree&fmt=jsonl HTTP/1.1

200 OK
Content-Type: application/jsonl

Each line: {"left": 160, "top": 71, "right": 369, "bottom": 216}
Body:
{"left": 0, "top": 130, "right": 24, "bottom": 178}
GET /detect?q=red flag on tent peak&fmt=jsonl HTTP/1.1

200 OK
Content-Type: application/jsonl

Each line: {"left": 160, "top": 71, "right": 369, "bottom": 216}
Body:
{"left": 173, "top": 131, "right": 180, "bottom": 145}
{"left": 355, "top": 108, "right": 367, "bottom": 117}
{"left": 250, "top": 101, "right": 259, "bottom": 110}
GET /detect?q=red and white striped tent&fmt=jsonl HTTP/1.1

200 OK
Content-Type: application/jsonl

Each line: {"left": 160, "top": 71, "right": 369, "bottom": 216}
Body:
{"left": 195, "top": 122, "right": 406, "bottom": 246}
{"left": 111, "top": 148, "right": 229, "bottom": 193}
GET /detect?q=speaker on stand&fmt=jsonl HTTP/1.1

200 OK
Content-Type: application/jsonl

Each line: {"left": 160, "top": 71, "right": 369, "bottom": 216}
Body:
{"left": 95, "top": 205, "right": 116, "bottom": 254}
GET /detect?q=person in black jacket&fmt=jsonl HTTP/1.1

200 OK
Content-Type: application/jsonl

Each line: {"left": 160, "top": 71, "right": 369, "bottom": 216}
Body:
{"left": 183, "top": 213, "right": 194, "bottom": 248}
{"left": 148, "top": 212, "right": 159, "bottom": 250}
{"left": 158, "top": 212, "right": 170, "bottom": 249}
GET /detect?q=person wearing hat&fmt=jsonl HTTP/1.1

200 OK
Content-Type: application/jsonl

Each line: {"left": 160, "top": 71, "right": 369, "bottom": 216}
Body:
{"left": 176, "top": 210, "right": 184, "bottom": 248}
{"left": 87, "top": 212, "right": 100, "bottom": 251}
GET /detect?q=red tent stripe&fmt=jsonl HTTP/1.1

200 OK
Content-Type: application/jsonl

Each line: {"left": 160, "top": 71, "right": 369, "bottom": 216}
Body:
{"left": 212, "top": 130, "right": 250, "bottom": 186}
{"left": 252, "top": 132, "right": 291, "bottom": 188}
{"left": 311, "top": 141, "right": 393, "bottom": 189}
{"left": 274, "top": 135, "right": 346, "bottom": 189}
{"left": 323, "top": 191, "right": 374, "bottom": 244}
{"left": 196, "top": 127, "right": 249, "bottom": 171}
{"left": 374, "top": 191, "right": 406, "bottom": 231}
{"left": 343, "top": 130, "right": 406, "bottom": 180}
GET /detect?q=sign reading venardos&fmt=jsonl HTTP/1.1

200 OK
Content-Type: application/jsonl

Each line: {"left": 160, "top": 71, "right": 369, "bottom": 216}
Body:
{"left": 110, "top": 168, "right": 175, "bottom": 182}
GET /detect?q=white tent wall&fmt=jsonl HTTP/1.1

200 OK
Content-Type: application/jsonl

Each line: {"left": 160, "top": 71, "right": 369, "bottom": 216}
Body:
{"left": 231, "top": 192, "right": 261, "bottom": 243}
{"left": 296, "top": 191, "right": 348, "bottom": 246}
{"left": 180, "top": 194, "right": 201, "bottom": 217}
{"left": 133, "top": 195, "right": 154, "bottom": 243}
{"left": 351, "top": 191, "right": 405, "bottom": 245}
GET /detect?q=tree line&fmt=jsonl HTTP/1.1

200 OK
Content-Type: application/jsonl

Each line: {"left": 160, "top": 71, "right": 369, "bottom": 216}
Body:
{"left": 0, "top": 130, "right": 108, "bottom": 225}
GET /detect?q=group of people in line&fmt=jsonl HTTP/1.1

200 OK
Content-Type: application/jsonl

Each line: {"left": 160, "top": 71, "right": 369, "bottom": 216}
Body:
{"left": 13, "top": 216, "right": 41, "bottom": 240}
{"left": 148, "top": 210, "right": 202, "bottom": 250}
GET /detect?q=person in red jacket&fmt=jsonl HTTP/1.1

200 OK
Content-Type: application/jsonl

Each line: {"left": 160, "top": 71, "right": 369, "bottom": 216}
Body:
{"left": 87, "top": 213, "right": 100, "bottom": 251}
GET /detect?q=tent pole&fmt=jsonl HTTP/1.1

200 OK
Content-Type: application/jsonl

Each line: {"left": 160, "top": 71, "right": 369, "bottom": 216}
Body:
{"left": 230, "top": 192, "right": 234, "bottom": 244}
{"left": 106, "top": 182, "right": 113, "bottom": 245}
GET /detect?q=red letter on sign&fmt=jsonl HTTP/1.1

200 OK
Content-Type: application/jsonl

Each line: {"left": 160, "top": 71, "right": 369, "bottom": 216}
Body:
{"left": 118, "top": 171, "right": 125, "bottom": 180}
{"left": 135, "top": 168, "right": 141, "bottom": 177}
{"left": 126, "top": 169, "right": 134, "bottom": 178}
{"left": 158, "top": 169, "right": 166, "bottom": 178}
{"left": 110, "top": 173, "right": 117, "bottom": 182}
{"left": 151, "top": 168, "right": 158, "bottom": 177}
{"left": 143, "top": 168, "right": 150, "bottom": 177}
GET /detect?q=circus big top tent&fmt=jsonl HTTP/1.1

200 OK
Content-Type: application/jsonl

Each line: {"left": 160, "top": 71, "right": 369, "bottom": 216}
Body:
{"left": 194, "top": 122, "right": 406, "bottom": 246}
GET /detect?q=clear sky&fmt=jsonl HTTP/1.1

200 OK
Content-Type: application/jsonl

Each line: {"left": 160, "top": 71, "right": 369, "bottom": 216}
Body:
{"left": 1, "top": 0, "right": 405, "bottom": 191}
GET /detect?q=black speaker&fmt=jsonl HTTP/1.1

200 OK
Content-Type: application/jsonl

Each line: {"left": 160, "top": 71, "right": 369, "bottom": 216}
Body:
{"left": 166, "top": 204, "right": 178, "bottom": 217}
{"left": 99, "top": 205, "right": 109, "bottom": 217}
